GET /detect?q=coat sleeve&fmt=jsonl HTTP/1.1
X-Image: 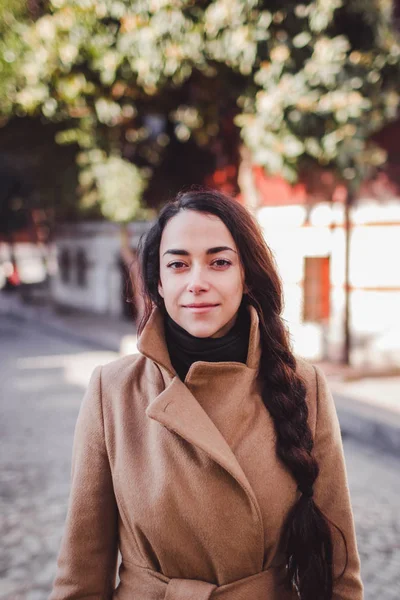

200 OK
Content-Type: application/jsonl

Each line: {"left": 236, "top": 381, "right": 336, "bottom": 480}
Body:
{"left": 312, "top": 365, "right": 363, "bottom": 600}
{"left": 50, "top": 365, "right": 119, "bottom": 600}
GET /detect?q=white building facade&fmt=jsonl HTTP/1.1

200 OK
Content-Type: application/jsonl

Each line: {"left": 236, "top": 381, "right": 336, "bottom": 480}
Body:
{"left": 257, "top": 198, "right": 400, "bottom": 368}
{"left": 51, "top": 221, "right": 151, "bottom": 318}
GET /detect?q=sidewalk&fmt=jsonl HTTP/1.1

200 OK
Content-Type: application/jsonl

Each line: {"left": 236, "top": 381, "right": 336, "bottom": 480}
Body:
{"left": 317, "top": 361, "right": 400, "bottom": 456}
{"left": 0, "top": 290, "right": 138, "bottom": 354}
{"left": 1, "top": 291, "right": 400, "bottom": 456}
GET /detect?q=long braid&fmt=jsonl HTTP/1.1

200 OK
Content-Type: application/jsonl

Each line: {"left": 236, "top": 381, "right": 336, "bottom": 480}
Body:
{"left": 251, "top": 295, "right": 334, "bottom": 598}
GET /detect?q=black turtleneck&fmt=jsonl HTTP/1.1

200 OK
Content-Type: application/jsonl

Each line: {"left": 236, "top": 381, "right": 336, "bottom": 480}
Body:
{"left": 164, "top": 304, "right": 251, "bottom": 381}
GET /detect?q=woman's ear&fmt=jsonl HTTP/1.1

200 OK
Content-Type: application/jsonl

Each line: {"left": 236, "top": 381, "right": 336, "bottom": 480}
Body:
{"left": 158, "top": 280, "right": 164, "bottom": 298}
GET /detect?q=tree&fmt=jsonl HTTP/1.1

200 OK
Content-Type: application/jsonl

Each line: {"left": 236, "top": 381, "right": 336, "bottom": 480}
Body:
{"left": 0, "top": 0, "right": 28, "bottom": 120}
{"left": 5, "top": 1, "right": 399, "bottom": 181}
{"left": 3, "top": 0, "right": 400, "bottom": 344}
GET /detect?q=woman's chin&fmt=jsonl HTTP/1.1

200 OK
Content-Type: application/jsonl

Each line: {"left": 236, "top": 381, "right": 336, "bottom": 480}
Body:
{"left": 186, "top": 326, "right": 216, "bottom": 338}
{"left": 182, "top": 321, "right": 220, "bottom": 339}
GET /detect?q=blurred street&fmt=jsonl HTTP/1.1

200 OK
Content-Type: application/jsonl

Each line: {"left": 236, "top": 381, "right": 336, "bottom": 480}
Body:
{"left": 0, "top": 316, "right": 116, "bottom": 600}
{"left": 0, "top": 316, "right": 399, "bottom": 600}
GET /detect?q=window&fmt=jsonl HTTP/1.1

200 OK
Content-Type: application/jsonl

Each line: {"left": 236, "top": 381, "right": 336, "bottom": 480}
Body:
{"left": 303, "top": 256, "right": 330, "bottom": 323}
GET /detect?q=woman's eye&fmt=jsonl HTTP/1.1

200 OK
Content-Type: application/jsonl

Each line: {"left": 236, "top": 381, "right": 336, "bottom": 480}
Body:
{"left": 167, "top": 261, "right": 187, "bottom": 269}
{"left": 212, "top": 259, "right": 231, "bottom": 268}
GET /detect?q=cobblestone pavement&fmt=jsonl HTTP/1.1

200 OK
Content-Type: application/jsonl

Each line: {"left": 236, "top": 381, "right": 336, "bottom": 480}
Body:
{"left": 1, "top": 316, "right": 399, "bottom": 600}
{"left": 343, "top": 435, "right": 400, "bottom": 599}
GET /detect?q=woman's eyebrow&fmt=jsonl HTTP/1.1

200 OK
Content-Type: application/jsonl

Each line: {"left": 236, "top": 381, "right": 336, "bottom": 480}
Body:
{"left": 206, "top": 246, "right": 237, "bottom": 255}
{"left": 163, "top": 246, "right": 236, "bottom": 257}
{"left": 162, "top": 249, "right": 189, "bottom": 257}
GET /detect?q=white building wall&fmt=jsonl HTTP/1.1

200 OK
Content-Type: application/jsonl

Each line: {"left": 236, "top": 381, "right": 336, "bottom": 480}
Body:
{"left": 257, "top": 199, "right": 400, "bottom": 367}
{"left": 51, "top": 221, "right": 151, "bottom": 317}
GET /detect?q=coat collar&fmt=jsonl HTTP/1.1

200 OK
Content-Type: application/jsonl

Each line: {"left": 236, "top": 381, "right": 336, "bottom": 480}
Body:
{"left": 137, "top": 303, "right": 262, "bottom": 378}
{"left": 137, "top": 304, "right": 265, "bottom": 568}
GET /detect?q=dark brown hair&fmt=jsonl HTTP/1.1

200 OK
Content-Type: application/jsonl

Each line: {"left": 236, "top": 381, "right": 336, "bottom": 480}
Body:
{"left": 138, "top": 188, "right": 346, "bottom": 599}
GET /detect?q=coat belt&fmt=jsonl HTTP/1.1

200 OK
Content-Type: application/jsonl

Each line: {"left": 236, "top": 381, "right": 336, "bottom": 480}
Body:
{"left": 116, "top": 561, "right": 294, "bottom": 600}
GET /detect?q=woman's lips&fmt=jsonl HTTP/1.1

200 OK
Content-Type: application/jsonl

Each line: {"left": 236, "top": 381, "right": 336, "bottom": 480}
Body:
{"left": 183, "top": 304, "right": 219, "bottom": 314}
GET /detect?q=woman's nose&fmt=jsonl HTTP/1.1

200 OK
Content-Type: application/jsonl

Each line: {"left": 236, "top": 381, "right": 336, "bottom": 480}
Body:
{"left": 187, "top": 267, "right": 209, "bottom": 294}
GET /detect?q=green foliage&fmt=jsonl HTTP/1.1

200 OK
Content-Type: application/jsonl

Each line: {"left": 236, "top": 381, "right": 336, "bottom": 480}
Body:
{"left": 0, "top": 0, "right": 30, "bottom": 117}
{"left": 3, "top": 0, "right": 400, "bottom": 218}
{"left": 233, "top": 1, "right": 400, "bottom": 185}
{"left": 77, "top": 149, "right": 150, "bottom": 222}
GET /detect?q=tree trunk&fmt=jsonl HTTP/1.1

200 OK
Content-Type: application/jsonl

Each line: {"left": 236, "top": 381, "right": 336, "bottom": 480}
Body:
{"left": 343, "top": 190, "right": 353, "bottom": 365}
{"left": 237, "top": 144, "right": 260, "bottom": 214}
{"left": 119, "top": 224, "right": 145, "bottom": 326}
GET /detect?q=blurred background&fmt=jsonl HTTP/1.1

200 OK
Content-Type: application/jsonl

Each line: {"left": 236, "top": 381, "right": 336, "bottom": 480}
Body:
{"left": 1, "top": 1, "right": 400, "bottom": 599}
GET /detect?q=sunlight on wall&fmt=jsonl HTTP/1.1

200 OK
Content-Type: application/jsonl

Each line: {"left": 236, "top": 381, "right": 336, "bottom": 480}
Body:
{"left": 352, "top": 200, "right": 400, "bottom": 224}
{"left": 309, "top": 203, "right": 332, "bottom": 227}
{"left": 258, "top": 205, "right": 306, "bottom": 230}
{"left": 350, "top": 227, "right": 399, "bottom": 288}
{"left": 257, "top": 200, "right": 400, "bottom": 366}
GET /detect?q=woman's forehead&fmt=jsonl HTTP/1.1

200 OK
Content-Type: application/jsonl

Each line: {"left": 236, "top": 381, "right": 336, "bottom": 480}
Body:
{"left": 160, "top": 211, "right": 236, "bottom": 252}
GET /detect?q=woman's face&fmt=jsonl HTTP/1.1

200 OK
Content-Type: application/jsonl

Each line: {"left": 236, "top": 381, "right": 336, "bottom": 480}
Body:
{"left": 158, "top": 210, "right": 245, "bottom": 338}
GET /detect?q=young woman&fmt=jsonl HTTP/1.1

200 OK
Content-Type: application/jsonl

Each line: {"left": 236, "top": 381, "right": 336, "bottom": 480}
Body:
{"left": 50, "top": 189, "right": 363, "bottom": 600}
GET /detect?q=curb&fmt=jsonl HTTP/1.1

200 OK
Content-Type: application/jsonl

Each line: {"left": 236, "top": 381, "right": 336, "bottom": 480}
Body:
{"left": 0, "top": 297, "right": 125, "bottom": 353}
{"left": 334, "top": 393, "right": 400, "bottom": 457}
{"left": 8, "top": 311, "right": 123, "bottom": 353}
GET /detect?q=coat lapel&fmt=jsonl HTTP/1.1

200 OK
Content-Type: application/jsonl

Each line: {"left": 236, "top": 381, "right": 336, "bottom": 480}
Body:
{"left": 146, "top": 376, "right": 261, "bottom": 514}
{"left": 138, "top": 304, "right": 264, "bottom": 548}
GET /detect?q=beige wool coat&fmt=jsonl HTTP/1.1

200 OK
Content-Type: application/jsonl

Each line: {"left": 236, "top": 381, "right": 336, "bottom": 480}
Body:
{"left": 50, "top": 305, "right": 363, "bottom": 600}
